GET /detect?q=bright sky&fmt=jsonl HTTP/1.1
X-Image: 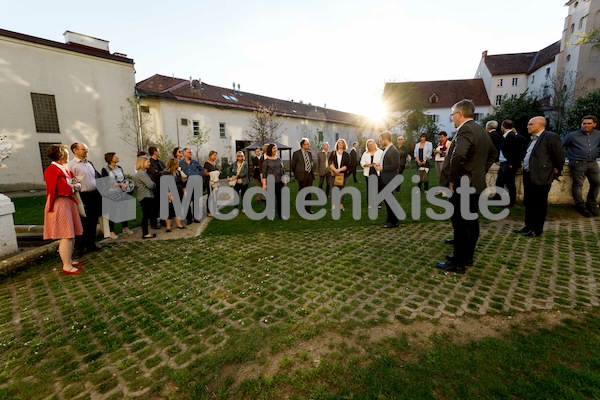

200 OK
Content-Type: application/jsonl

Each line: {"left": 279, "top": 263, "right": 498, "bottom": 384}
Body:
{"left": 2, "top": 0, "right": 567, "bottom": 118}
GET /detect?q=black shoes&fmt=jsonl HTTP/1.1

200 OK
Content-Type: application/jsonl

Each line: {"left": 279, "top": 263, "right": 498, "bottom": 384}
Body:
{"left": 444, "top": 238, "right": 454, "bottom": 244}
{"left": 384, "top": 222, "right": 399, "bottom": 228}
{"left": 445, "top": 254, "right": 473, "bottom": 266}
{"left": 513, "top": 226, "right": 529, "bottom": 234}
{"left": 577, "top": 207, "right": 592, "bottom": 217}
{"left": 435, "top": 261, "right": 466, "bottom": 274}
{"left": 523, "top": 230, "right": 541, "bottom": 237}
{"left": 586, "top": 206, "right": 599, "bottom": 217}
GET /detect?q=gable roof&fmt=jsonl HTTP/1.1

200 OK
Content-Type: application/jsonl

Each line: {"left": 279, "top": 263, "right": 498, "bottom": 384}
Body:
{"left": 483, "top": 40, "right": 560, "bottom": 75}
{"left": 0, "top": 28, "right": 133, "bottom": 64}
{"left": 136, "top": 74, "right": 361, "bottom": 126}
{"left": 382, "top": 79, "right": 491, "bottom": 111}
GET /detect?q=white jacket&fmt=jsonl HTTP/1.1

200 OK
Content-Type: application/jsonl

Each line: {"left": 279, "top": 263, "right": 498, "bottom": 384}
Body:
{"left": 360, "top": 149, "right": 383, "bottom": 176}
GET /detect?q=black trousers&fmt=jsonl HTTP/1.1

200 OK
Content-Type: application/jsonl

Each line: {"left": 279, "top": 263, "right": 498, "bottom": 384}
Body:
{"left": 318, "top": 174, "right": 330, "bottom": 197}
{"left": 75, "top": 190, "right": 101, "bottom": 253}
{"left": 297, "top": 173, "right": 314, "bottom": 212}
{"left": 140, "top": 197, "right": 153, "bottom": 236}
{"left": 496, "top": 163, "right": 517, "bottom": 206}
{"left": 150, "top": 186, "right": 161, "bottom": 227}
{"left": 523, "top": 172, "right": 551, "bottom": 235}
{"left": 450, "top": 191, "right": 480, "bottom": 265}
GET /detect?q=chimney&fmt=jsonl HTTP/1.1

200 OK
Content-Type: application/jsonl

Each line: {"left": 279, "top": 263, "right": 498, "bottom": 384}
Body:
{"left": 482, "top": 50, "right": 488, "bottom": 58}
{"left": 63, "top": 31, "right": 109, "bottom": 52}
{"left": 190, "top": 76, "right": 194, "bottom": 88}
{"left": 232, "top": 82, "right": 236, "bottom": 90}
{"left": 237, "top": 83, "right": 240, "bottom": 91}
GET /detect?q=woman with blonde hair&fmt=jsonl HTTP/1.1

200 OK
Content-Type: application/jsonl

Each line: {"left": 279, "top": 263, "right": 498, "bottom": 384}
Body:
{"left": 360, "top": 139, "right": 384, "bottom": 209}
{"left": 133, "top": 156, "right": 156, "bottom": 239}
{"left": 328, "top": 139, "right": 350, "bottom": 211}
{"left": 229, "top": 151, "right": 249, "bottom": 210}
{"left": 43, "top": 144, "right": 84, "bottom": 275}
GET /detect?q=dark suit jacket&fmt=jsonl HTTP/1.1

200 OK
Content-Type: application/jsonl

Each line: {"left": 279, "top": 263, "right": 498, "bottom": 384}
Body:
{"left": 380, "top": 145, "right": 400, "bottom": 185}
{"left": 445, "top": 120, "right": 497, "bottom": 194}
{"left": 528, "top": 130, "right": 565, "bottom": 186}
{"left": 397, "top": 145, "right": 408, "bottom": 174}
{"left": 291, "top": 149, "right": 314, "bottom": 181}
{"left": 349, "top": 148, "right": 358, "bottom": 168}
{"left": 490, "top": 130, "right": 504, "bottom": 162}
{"left": 501, "top": 132, "right": 526, "bottom": 167}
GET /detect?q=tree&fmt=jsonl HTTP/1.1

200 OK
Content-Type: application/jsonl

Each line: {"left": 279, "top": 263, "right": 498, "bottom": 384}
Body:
{"left": 152, "top": 135, "right": 177, "bottom": 164}
{"left": 186, "top": 123, "right": 211, "bottom": 160}
{"left": 244, "top": 106, "right": 284, "bottom": 144}
{"left": 565, "top": 88, "right": 600, "bottom": 132}
{"left": 118, "top": 97, "right": 154, "bottom": 152}
{"left": 483, "top": 92, "right": 543, "bottom": 135}
{"left": 573, "top": 28, "right": 600, "bottom": 47}
{"left": 400, "top": 108, "right": 438, "bottom": 145}
{"left": 541, "top": 71, "right": 582, "bottom": 135}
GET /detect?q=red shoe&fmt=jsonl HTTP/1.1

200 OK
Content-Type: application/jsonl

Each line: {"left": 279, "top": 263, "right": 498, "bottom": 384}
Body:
{"left": 62, "top": 268, "right": 83, "bottom": 275}
{"left": 72, "top": 261, "right": 85, "bottom": 267}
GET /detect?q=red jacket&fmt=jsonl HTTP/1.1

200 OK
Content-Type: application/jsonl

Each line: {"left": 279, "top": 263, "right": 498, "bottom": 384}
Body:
{"left": 44, "top": 163, "right": 77, "bottom": 212}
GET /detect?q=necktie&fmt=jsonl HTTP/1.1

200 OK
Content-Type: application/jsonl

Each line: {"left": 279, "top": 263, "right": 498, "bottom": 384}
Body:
{"left": 303, "top": 151, "right": 311, "bottom": 172}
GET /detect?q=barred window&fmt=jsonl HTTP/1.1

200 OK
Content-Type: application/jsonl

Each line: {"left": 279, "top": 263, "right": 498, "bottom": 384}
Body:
{"left": 31, "top": 93, "right": 60, "bottom": 133}
{"left": 39, "top": 142, "right": 61, "bottom": 174}
{"left": 219, "top": 122, "right": 226, "bottom": 138}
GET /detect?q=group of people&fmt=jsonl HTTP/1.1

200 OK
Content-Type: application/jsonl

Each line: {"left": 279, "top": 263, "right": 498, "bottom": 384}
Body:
{"left": 43, "top": 108, "right": 598, "bottom": 277}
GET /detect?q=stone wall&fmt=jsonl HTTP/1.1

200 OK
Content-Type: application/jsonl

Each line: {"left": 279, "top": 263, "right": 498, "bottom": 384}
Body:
{"left": 486, "top": 161, "right": 600, "bottom": 205}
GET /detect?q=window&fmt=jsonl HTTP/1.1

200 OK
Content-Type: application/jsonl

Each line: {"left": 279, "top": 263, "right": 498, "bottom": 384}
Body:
{"left": 39, "top": 142, "right": 61, "bottom": 173}
{"left": 567, "top": 54, "right": 571, "bottom": 62}
{"left": 428, "top": 94, "right": 438, "bottom": 104}
{"left": 510, "top": 94, "right": 518, "bottom": 99}
{"left": 181, "top": 118, "right": 188, "bottom": 126}
{"left": 579, "top": 16, "right": 586, "bottom": 29}
{"left": 474, "top": 113, "right": 482, "bottom": 121}
{"left": 193, "top": 121, "right": 200, "bottom": 136}
{"left": 571, "top": 23, "right": 575, "bottom": 34}
{"left": 543, "top": 85, "right": 549, "bottom": 97}
{"left": 317, "top": 130, "right": 324, "bottom": 143}
{"left": 140, "top": 105, "right": 150, "bottom": 113}
{"left": 30, "top": 93, "right": 60, "bottom": 133}
{"left": 427, "top": 114, "right": 439, "bottom": 123}
{"left": 512, "top": 77, "right": 518, "bottom": 86}
{"left": 532, "top": 75, "right": 535, "bottom": 84}
{"left": 495, "top": 95, "right": 502, "bottom": 106}
{"left": 545, "top": 67, "right": 551, "bottom": 77}
{"left": 497, "top": 79, "right": 504, "bottom": 87}
{"left": 221, "top": 94, "right": 238, "bottom": 102}
{"left": 335, "top": 132, "right": 339, "bottom": 141}
{"left": 221, "top": 157, "right": 228, "bottom": 166}
{"left": 219, "top": 122, "right": 226, "bottom": 138}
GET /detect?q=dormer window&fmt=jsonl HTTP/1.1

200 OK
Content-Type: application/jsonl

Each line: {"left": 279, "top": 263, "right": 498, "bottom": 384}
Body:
{"left": 428, "top": 93, "right": 438, "bottom": 104}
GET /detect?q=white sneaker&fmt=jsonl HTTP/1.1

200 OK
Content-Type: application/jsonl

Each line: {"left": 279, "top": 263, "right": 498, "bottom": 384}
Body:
{"left": 110, "top": 233, "right": 118, "bottom": 240}
{"left": 123, "top": 229, "right": 134, "bottom": 235}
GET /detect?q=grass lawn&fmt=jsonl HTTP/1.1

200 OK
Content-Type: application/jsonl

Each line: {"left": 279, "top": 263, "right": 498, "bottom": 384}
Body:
{"left": 2, "top": 170, "right": 599, "bottom": 399}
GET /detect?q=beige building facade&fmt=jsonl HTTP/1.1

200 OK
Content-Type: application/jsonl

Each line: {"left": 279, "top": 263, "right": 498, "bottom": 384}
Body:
{"left": 0, "top": 29, "right": 135, "bottom": 191}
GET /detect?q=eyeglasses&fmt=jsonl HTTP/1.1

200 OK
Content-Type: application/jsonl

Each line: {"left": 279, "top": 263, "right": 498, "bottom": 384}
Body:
{"left": 450, "top": 112, "right": 459, "bottom": 117}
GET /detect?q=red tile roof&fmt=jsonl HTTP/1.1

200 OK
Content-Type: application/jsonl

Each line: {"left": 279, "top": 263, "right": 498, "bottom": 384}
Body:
{"left": 382, "top": 79, "right": 491, "bottom": 111}
{"left": 0, "top": 28, "right": 133, "bottom": 64}
{"left": 136, "top": 74, "right": 361, "bottom": 126}
{"left": 483, "top": 41, "right": 560, "bottom": 75}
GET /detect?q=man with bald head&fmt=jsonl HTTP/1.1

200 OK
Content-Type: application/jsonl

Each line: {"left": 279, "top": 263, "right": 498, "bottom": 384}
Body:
{"left": 513, "top": 116, "right": 564, "bottom": 237}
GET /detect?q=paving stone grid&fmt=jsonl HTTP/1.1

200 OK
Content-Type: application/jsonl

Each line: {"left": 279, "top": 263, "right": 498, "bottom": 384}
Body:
{"left": 0, "top": 218, "right": 598, "bottom": 398}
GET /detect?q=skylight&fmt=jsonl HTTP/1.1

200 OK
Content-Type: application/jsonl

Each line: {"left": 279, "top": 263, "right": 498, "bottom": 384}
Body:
{"left": 221, "top": 94, "right": 238, "bottom": 102}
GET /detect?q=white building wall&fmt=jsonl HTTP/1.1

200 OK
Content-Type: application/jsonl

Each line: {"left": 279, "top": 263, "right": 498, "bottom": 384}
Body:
{"left": 0, "top": 35, "right": 135, "bottom": 191}
{"left": 139, "top": 99, "right": 362, "bottom": 165}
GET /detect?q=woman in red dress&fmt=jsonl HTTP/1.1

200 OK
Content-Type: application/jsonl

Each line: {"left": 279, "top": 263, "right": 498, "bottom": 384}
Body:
{"left": 43, "top": 144, "right": 84, "bottom": 275}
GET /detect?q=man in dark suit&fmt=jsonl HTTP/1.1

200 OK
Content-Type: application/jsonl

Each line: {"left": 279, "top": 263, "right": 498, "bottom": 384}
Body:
{"left": 494, "top": 119, "right": 528, "bottom": 207}
{"left": 436, "top": 99, "right": 497, "bottom": 274}
{"left": 487, "top": 120, "right": 503, "bottom": 162}
{"left": 395, "top": 136, "right": 409, "bottom": 192}
{"left": 290, "top": 138, "right": 315, "bottom": 214}
{"left": 316, "top": 142, "right": 331, "bottom": 197}
{"left": 375, "top": 131, "right": 400, "bottom": 228}
{"left": 513, "top": 116, "right": 564, "bottom": 237}
{"left": 349, "top": 142, "right": 360, "bottom": 183}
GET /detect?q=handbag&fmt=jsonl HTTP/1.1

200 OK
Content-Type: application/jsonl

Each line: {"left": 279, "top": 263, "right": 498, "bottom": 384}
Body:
{"left": 333, "top": 174, "right": 344, "bottom": 187}
{"left": 73, "top": 191, "right": 87, "bottom": 217}
{"left": 228, "top": 177, "right": 237, "bottom": 187}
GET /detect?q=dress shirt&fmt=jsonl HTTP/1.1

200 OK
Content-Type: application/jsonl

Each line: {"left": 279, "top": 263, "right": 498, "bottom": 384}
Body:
{"left": 498, "top": 131, "right": 509, "bottom": 163}
{"left": 179, "top": 158, "right": 203, "bottom": 176}
{"left": 523, "top": 132, "right": 541, "bottom": 171}
{"left": 68, "top": 156, "right": 97, "bottom": 191}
